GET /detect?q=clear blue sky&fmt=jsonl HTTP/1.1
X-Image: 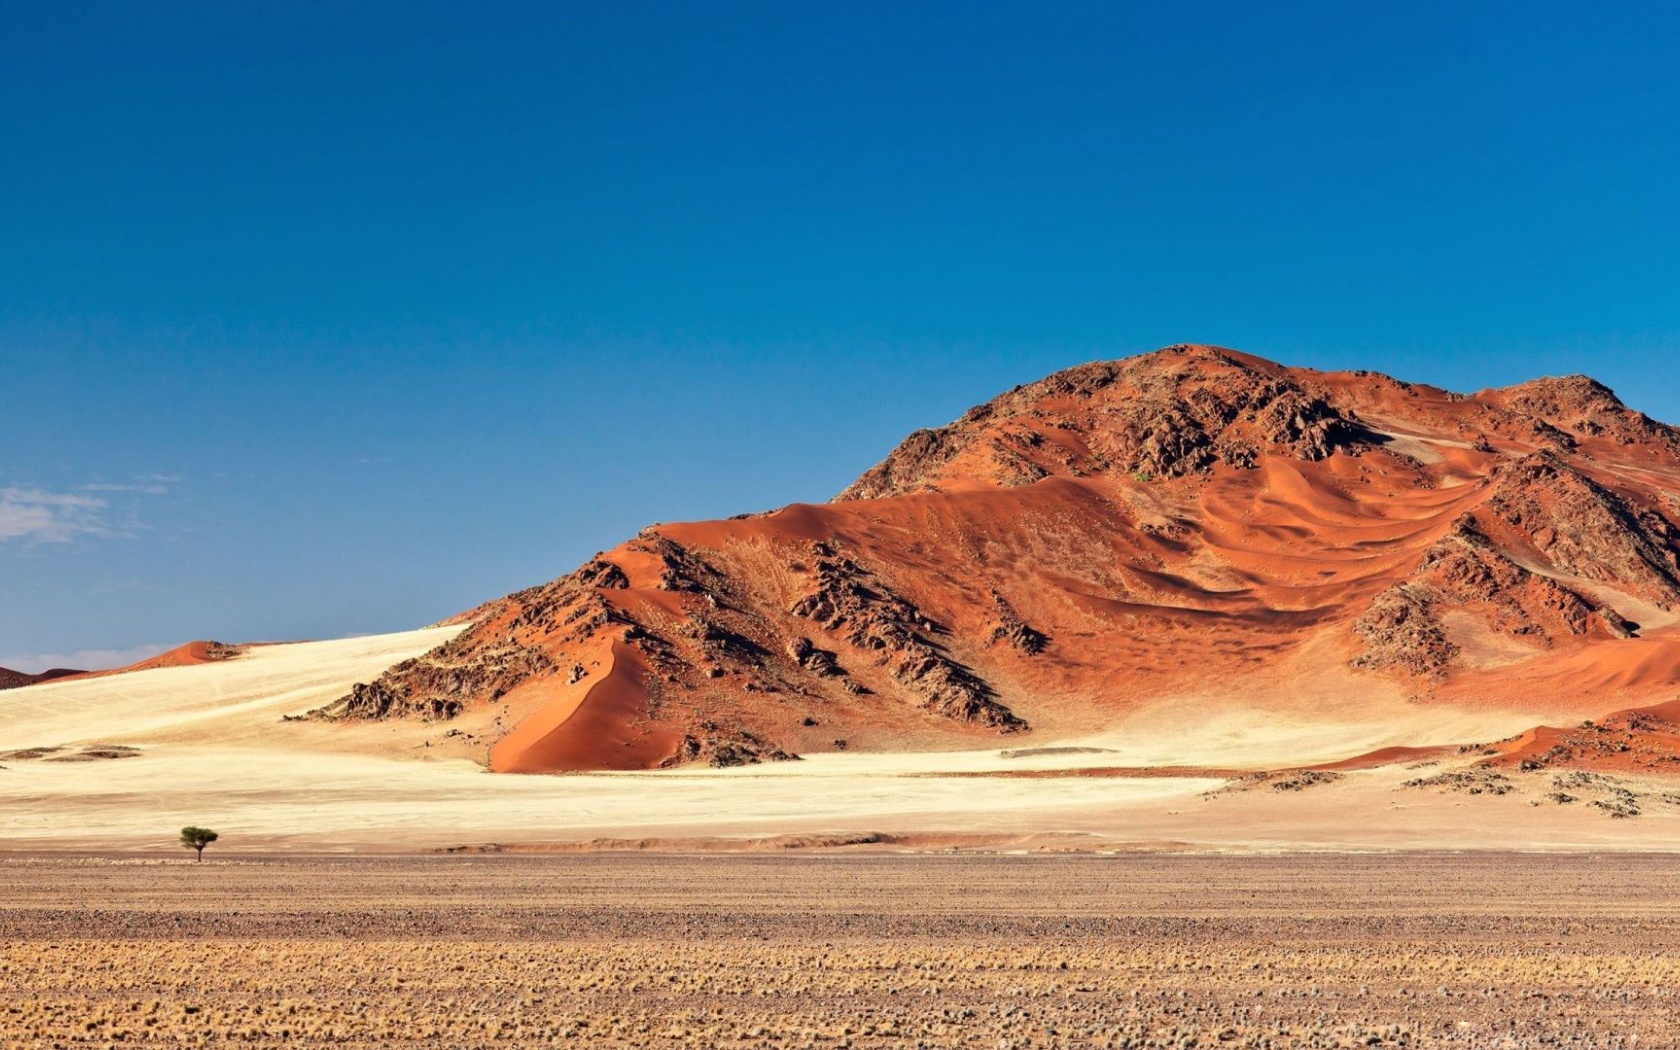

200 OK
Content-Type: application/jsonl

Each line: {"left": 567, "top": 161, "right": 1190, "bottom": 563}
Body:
{"left": 4, "top": 2, "right": 1680, "bottom": 670}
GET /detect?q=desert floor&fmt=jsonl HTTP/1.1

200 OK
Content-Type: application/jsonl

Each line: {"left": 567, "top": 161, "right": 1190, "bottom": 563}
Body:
{"left": 5, "top": 630, "right": 1680, "bottom": 852}
{"left": 3, "top": 852, "right": 1678, "bottom": 1047}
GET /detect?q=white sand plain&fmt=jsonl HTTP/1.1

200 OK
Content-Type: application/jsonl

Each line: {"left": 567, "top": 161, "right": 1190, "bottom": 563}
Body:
{"left": 3, "top": 629, "right": 1679, "bottom": 852}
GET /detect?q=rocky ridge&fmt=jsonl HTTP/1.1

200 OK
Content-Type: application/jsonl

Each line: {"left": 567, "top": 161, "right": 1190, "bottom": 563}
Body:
{"left": 838, "top": 346, "right": 1384, "bottom": 499}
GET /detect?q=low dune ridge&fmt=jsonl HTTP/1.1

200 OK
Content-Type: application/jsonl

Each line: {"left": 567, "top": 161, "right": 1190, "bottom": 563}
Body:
{"left": 0, "top": 666, "right": 83, "bottom": 691}
{"left": 293, "top": 344, "right": 1680, "bottom": 776}
{"left": 0, "top": 641, "right": 240, "bottom": 693}
{"left": 96, "top": 640, "right": 244, "bottom": 675}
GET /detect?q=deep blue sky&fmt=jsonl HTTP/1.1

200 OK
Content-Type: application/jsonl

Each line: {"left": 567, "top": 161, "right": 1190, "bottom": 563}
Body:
{"left": 5, "top": 2, "right": 1680, "bottom": 670}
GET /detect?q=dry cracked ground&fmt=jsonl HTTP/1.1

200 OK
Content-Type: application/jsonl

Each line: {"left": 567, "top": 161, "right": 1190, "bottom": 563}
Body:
{"left": 2, "top": 853, "right": 1678, "bottom": 1048}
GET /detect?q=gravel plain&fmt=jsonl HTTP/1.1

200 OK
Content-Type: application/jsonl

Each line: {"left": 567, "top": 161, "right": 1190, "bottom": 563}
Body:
{"left": 2, "top": 852, "right": 1677, "bottom": 1048}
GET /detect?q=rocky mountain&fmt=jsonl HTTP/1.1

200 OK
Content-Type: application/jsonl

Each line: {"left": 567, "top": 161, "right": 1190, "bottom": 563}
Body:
{"left": 313, "top": 345, "right": 1680, "bottom": 772}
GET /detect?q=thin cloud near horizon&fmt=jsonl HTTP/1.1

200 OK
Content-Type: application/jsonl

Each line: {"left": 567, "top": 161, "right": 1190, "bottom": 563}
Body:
{"left": 0, "top": 642, "right": 166, "bottom": 675}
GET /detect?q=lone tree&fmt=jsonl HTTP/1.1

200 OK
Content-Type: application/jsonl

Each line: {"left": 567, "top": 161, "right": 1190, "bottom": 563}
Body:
{"left": 179, "top": 826, "right": 218, "bottom": 862}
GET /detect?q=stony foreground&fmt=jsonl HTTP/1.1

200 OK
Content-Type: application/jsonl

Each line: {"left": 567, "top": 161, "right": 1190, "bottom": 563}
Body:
{"left": 2, "top": 853, "right": 1677, "bottom": 1048}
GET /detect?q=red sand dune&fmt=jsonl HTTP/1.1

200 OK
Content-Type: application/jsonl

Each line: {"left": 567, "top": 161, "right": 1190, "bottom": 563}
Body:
{"left": 108, "top": 640, "right": 243, "bottom": 674}
{"left": 310, "top": 345, "right": 1680, "bottom": 773}
{"left": 19, "top": 641, "right": 244, "bottom": 688}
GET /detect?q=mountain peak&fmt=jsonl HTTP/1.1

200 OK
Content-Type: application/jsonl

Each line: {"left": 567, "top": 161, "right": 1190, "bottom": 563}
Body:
{"left": 1489, "top": 373, "right": 1623, "bottom": 412}
{"left": 836, "top": 344, "right": 1375, "bottom": 501}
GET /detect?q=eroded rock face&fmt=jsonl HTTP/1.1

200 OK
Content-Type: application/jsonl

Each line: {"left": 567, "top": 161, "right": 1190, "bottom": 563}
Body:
{"left": 1352, "top": 500, "right": 1650, "bottom": 678}
{"left": 844, "top": 426, "right": 970, "bottom": 502}
{"left": 310, "top": 549, "right": 636, "bottom": 726}
{"left": 1354, "top": 585, "right": 1457, "bottom": 677}
{"left": 785, "top": 637, "right": 844, "bottom": 678}
{"left": 1345, "top": 436, "right": 1680, "bottom": 679}
{"left": 1422, "top": 523, "right": 1634, "bottom": 639}
{"left": 313, "top": 637, "right": 555, "bottom": 721}
{"left": 789, "top": 544, "right": 1025, "bottom": 730}
{"left": 668, "top": 728, "right": 799, "bottom": 769}
{"left": 1485, "top": 452, "right": 1680, "bottom": 609}
{"left": 987, "top": 594, "right": 1049, "bottom": 656}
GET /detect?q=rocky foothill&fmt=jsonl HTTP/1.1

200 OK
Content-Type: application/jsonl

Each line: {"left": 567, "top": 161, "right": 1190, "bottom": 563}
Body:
{"left": 0, "top": 666, "right": 81, "bottom": 691}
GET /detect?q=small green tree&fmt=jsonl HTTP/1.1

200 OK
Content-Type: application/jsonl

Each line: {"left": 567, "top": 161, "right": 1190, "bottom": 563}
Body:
{"left": 180, "top": 826, "right": 218, "bottom": 862}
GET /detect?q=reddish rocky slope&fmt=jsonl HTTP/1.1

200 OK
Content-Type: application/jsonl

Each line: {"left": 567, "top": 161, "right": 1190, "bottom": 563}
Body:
{"left": 312, "top": 345, "right": 1680, "bottom": 772}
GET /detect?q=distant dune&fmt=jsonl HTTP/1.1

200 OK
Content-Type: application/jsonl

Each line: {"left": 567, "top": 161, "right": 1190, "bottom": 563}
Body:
{"left": 63, "top": 640, "right": 244, "bottom": 681}
{"left": 0, "top": 641, "right": 238, "bottom": 692}
{"left": 0, "top": 666, "right": 83, "bottom": 690}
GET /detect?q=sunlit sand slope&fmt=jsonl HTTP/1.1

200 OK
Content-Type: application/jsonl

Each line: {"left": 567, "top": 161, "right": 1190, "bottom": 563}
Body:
{"left": 6, "top": 628, "right": 1680, "bottom": 851}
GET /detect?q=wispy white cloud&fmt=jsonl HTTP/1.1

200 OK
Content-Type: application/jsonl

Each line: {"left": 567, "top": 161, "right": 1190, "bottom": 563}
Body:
{"left": 81, "top": 482, "right": 170, "bottom": 494}
{"left": 79, "top": 472, "right": 182, "bottom": 496}
{"left": 0, "top": 474, "right": 180, "bottom": 543}
{"left": 0, "top": 487, "right": 110, "bottom": 542}
{"left": 0, "top": 643, "right": 165, "bottom": 675}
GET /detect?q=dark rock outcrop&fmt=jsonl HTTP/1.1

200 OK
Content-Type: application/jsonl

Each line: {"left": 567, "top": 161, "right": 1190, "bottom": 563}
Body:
{"left": 315, "top": 639, "right": 555, "bottom": 722}
{"left": 790, "top": 544, "right": 1024, "bottom": 730}
{"left": 987, "top": 595, "right": 1049, "bottom": 656}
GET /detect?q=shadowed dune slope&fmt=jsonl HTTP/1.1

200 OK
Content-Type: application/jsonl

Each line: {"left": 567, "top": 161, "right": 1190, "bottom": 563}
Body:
{"left": 308, "top": 344, "right": 1680, "bottom": 772}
